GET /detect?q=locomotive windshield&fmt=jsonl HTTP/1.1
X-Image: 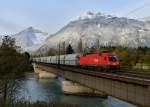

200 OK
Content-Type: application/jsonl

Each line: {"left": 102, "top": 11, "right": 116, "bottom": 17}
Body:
{"left": 109, "top": 56, "right": 118, "bottom": 62}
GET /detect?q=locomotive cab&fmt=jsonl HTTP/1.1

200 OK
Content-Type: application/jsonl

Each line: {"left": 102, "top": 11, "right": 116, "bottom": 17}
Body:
{"left": 108, "top": 55, "right": 120, "bottom": 71}
{"left": 109, "top": 56, "right": 119, "bottom": 64}
{"left": 100, "top": 52, "right": 120, "bottom": 71}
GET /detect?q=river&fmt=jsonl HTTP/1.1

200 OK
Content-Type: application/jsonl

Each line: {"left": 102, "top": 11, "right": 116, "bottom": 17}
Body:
{"left": 14, "top": 73, "right": 136, "bottom": 107}
{"left": 16, "top": 73, "right": 106, "bottom": 107}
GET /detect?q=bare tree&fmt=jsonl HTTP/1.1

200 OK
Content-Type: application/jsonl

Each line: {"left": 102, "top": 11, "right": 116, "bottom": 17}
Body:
{"left": 77, "top": 38, "right": 83, "bottom": 53}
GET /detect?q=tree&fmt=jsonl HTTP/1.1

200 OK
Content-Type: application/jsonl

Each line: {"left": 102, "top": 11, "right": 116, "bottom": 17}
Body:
{"left": 0, "top": 36, "right": 19, "bottom": 74}
{"left": 66, "top": 44, "right": 74, "bottom": 54}
{"left": 46, "top": 48, "right": 58, "bottom": 56}
{"left": 138, "top": 48, "right": 150, "bottom": 64}
{"left": 0, "top": 36, "right": 19, "bottom": 105}
{"left": 94, "top": 39, "right": 100, "bottom": 51}
{"left": 20, "top": 52, "right": 33, "bottom": 72}
{"left": 61, "top": 41, "right": 66, "bottom": 54}
{"left": 77, "top": 39, "right": 83, "bottom": 53}
{"left": 89, "top": 46, "right": 96, "bottom": 53}
{"left": 0, "top": 36, "right": 32, "bottom": 105}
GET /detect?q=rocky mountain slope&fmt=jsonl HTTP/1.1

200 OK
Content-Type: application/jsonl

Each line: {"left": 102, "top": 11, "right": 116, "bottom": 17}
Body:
{"left": 39, "top": 11, "right": 150, "bottom": 53}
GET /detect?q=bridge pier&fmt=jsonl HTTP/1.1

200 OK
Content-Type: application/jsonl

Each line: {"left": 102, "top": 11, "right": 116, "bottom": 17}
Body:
{"left": 32, "top": 63, "right": 57, "bottom": 79}
{"left": 61, "top": 79, "right": 107, "bottom": 97}
{"left": 38, "top": 70, "right": 56, "bottom": 79}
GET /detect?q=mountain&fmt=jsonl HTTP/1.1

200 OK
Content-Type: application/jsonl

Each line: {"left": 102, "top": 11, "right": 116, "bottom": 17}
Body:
{"left": 141, "top": 16, "right": 150, "bottom": 22}
{"left": 39, "top": 11, "right": 150, "bottom": 53}
{"left": 11, "top": 27, "right": 48, "bottom": 52}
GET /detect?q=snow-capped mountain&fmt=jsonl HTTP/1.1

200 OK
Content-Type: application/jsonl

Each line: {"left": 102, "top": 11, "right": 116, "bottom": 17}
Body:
{"left": 141, "top": 16, "right": 150, "bottom": 22}
{"left": 39, "top": 11, "right": 150, "bottom": 52}
{"left": 11, "top": 27, "right": 48, "bottom": 52}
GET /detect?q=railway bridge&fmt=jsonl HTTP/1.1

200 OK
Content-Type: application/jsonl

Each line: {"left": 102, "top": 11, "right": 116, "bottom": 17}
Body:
{"left": 32, "top": 62, "right": 150, "bottom": 107}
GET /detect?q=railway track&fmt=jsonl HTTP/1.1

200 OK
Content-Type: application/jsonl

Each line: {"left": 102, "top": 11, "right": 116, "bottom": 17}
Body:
{"left": 76, "top": 66, "right": 150, "bottom": 80}
{"left": 65, "top": 65, "right": 150, "bottom": 80}
{"left": 119, "top": 66, "right": 150, "bottom": 79}
{"left": 81, "top": 65, "right": 150, "bottom": 79}
{"left": 116, "top": 71, "right": 150, "bottom": 80}
{"left": 39, "top": 62, "right": 150, "bottom": 80}
{"left": 58, "top": 65, "right": 150, "bottom": 85}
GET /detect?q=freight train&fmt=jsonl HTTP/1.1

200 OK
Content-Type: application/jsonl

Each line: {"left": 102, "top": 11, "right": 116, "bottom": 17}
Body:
{"left": 33, "top": 51, "right": 120, "bottom": 72}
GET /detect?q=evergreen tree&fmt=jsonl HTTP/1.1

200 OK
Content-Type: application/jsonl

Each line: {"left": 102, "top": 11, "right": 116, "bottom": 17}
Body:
{"left": 66, "top": 44, "right": 74, "bottom": 54}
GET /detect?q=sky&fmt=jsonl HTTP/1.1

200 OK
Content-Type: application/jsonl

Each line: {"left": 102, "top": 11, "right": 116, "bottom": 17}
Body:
{"left": 0, "top": 0, "right": 150, "bottom": 35}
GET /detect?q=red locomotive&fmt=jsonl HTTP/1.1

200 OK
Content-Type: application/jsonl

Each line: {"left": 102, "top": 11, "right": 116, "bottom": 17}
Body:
{"left": 77, "top": 51, "right": 119, "bottom": 71}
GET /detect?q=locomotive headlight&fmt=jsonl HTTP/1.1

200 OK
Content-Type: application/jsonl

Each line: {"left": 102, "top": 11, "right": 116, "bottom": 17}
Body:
{"left": 113, "top": 62, "right": 119, "bottom": 65}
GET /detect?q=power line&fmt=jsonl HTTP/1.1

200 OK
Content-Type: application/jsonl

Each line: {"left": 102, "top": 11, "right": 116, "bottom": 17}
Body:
{"left": 125, "top": 2, "right": 150, "bottom": 17}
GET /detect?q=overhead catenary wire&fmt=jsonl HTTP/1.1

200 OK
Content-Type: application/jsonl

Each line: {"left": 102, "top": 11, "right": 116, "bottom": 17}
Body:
{"left": 125, "top": 2, "right": 150, "bottom": 17}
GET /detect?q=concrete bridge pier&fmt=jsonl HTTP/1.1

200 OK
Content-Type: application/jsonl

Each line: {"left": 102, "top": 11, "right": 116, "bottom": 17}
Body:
{"left": 61, "top": 79, "right": 107, "bottom": 97}
{"left": 32, "top": 63, "right": 57, "bottom": 79}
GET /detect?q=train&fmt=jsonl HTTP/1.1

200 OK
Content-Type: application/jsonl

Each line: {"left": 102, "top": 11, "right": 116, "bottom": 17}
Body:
{"left": 33, "top": 51, "right": 120, "bottom": 72}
